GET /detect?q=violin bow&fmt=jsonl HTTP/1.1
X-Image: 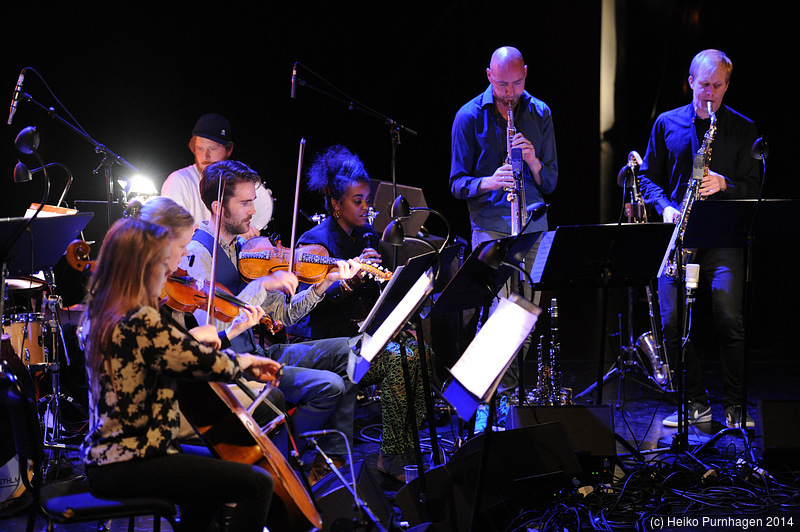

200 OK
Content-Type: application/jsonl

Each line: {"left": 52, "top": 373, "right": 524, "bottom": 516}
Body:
{"left": 206, "top": 173, "right": 227, "bottom": 324}
{"left": 287, "top": 138, "right": 306, "bottom": 277}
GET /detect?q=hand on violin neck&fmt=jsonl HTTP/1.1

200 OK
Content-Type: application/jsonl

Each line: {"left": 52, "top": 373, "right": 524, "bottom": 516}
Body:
{"left": 258, "top": 270, "right": 299, "bottom": 298}
{"left": 226, "top": 304, "right": 265, "bottom": 340}
{"left": 315, "top": 259, "right": 362, "bottom": 296}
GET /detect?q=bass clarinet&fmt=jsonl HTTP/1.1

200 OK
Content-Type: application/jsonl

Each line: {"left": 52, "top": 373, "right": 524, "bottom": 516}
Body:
{"left": 658, "top": 100, "right": 717, "bottom": 278}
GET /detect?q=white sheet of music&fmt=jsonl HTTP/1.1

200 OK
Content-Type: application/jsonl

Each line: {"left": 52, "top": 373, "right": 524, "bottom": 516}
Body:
{"left": 449, "top": 294, "right": 540, "bottom": 401}
{"left": 360, "top": 267, "right": 434, "bottom": 363}
{"left": 528, "top": 230, "right": 555, "bottom": 285}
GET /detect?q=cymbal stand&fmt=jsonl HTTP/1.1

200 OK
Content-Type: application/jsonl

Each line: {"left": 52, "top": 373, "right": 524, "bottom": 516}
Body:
{"left": 40, "top": 273, "right": 80, "bottom": 480}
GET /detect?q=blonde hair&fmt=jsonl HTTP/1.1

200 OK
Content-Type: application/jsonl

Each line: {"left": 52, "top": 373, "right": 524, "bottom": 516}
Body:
{"left": 689, "top": 49, "right": 732, "bottom": 83}
{"left": 138, "top": 196, "right": 195, "bottom": 236}
{"left": 82, "top": 218, "right": 169, "bottom": 396}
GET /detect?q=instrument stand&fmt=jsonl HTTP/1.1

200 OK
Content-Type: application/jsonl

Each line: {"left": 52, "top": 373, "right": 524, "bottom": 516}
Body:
{"left": 577, "top": 281, "right": 670, "bottom": 408}
{"left": 527, "top": 223, "right": 674, "bottom": 405}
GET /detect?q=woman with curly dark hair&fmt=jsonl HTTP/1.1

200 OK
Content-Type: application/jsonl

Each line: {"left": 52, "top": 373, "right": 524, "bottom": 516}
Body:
{"left": 288, "top": 145, "right": 432, "bottom": 483}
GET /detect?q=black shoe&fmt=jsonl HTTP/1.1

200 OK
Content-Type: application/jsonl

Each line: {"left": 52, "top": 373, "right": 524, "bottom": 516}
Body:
{"left": 725, "top": 405, "right": 754, "bottom": 428}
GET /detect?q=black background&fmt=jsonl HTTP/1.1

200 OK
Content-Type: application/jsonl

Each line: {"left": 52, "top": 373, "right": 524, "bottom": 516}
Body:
{"left": 2, "top": 2, "right": 796, "bottom": 361}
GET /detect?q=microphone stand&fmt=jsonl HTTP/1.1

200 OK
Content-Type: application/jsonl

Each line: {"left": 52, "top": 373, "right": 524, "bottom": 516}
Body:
{"left": 305, "top": 435, "right": 387, "bottom": 532}
{"left": 692, "top": 140, "right": 768, "bottom": 461}
{"left": 292, "top": 63, "right": 418, "bottom": 270}
{"left": 16, "top": 87, "right": 138, "bottom": 230}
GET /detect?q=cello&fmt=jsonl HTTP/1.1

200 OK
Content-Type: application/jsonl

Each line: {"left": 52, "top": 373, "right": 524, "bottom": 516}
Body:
{"left": 177, "top": 148, "right": 322, "bottom": 531}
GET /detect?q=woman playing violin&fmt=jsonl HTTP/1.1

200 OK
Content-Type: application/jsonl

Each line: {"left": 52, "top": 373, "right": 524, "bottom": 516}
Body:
{"left": 289, "top": 145, "right": 433, "bottom": 483}
{"left": 79, "top": 217, "right": 281, "bottom": 532}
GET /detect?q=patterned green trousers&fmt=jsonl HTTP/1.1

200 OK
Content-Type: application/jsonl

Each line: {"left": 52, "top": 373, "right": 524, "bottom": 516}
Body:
{"left": 361, "top": 334, "right": 434, "bottom": 455}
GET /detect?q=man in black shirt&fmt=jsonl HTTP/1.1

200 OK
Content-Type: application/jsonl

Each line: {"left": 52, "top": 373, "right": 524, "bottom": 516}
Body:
{"left": 639, "top": 49, "right": 761, "bottom": 429}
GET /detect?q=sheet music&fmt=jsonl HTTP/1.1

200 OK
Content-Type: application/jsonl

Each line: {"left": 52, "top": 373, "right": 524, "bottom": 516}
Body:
{"left": 529, "top": 230, "right": 555, "bottom": 285}
{"left": 449, "top": 294, "right": 540, "bottom": 402}
{"left": 360, "top": 268, "right": 434, "bottom": 363}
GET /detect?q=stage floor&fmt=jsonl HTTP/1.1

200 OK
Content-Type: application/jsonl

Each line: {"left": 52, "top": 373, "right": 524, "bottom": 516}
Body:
{"left": 2, "top": 358, "right": 798, "bottom": 531}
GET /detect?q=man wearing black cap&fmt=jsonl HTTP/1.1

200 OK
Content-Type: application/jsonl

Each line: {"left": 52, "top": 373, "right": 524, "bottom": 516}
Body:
{"left": 161, "top": 113, "right": 271, "bottom": 237}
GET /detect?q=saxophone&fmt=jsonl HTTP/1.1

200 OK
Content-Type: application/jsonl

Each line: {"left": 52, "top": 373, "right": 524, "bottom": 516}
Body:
{"left": 635, "top": 284, "right": 672, "bottom": 388}
{"left": 505, "top": 100, "right": 527, "bottom": 236}
{"left": 658, "top": 101, "right": 717, "bottom": 278}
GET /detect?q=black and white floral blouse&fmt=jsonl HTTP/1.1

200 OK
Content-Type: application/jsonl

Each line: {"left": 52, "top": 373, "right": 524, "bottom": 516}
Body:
{"left": 80, "top": 306, "right": 242, "bottom": 466}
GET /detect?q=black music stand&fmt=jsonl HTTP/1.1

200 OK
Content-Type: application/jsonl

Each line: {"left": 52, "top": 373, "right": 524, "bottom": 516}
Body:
{"left": 682, "top": 199, "right": 799, "bottom": 458}
{"left": 529, "top": 223, "right": 674, "bottom": 406}
{"left": 2, "top": 213, "right": 93, "bottom": 279}
{"left": 426, "top": 232, "right": 540, "bottom": 412}
{"left": 348, "top": 251, "right": 437, "bottom": 523}
{"left": 425, "top": 232, "right": 541, "bottom": 320}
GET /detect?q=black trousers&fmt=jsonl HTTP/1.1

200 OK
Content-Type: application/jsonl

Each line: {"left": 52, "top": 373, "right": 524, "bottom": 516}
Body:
{"left": 86, "top": 453, "right": 273, "bottom": 532}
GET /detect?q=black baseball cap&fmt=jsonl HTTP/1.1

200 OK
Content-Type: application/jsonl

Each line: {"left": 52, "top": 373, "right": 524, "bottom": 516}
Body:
{"left": 192, "top": 113, "right": 233, "bottom": 145}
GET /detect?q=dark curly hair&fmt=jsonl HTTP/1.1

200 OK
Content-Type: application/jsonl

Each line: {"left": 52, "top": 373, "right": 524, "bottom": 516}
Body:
{"left": 306, "top": 145, "right": 370, "bottom": 214}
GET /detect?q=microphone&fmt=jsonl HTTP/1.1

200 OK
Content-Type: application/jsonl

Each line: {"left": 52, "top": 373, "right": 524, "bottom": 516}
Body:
{"left": 527, "top": 202, "right": 547, "bottom": 221}
{"left": 298, "top": 430, "right": 336, "bottom": 439}
{"left": 616, "top": 150, "right": 642, "bottom": 187}
{"left": 290, "top": 62, "right": 298, "bottom": 99}
{"left": 7, "top": 68, "right": 26, "bottom": 125}
{"left": 750, "top": 137, "right": 768, "bottom": 160}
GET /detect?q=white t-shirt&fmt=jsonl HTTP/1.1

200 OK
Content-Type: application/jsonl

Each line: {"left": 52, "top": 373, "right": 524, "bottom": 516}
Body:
{"left": 160, "top": 163, "right": 273, "bottom": 229}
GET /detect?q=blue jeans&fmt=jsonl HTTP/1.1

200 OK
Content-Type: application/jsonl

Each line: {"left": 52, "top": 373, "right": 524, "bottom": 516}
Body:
{"left": 658, "top": 247, "right": 745, "bottom": 407}
{"left": 263, "top": 337, "right": 356, "bottom": 457}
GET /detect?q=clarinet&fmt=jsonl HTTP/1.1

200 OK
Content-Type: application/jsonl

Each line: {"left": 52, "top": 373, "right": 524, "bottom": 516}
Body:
{"left": 505, "top": 100, "right": 527, "bottom": 236}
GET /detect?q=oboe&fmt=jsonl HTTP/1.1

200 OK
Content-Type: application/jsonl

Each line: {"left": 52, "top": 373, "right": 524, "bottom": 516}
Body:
{"left": 505, "top": 100, "right": 527, "bottom": 236}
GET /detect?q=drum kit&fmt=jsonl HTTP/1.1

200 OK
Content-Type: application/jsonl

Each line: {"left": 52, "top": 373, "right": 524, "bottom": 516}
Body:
{"left": 1, "top": 212, "right": 94, "bottom": 511}
{"left": 1, "top": 275, "right": 83, "bottom": 498}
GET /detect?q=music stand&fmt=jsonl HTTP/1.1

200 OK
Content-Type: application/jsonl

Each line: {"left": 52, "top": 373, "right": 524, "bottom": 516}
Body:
{"left": 1, "top": 213, "right": 93, "bottom": 278}
{"left": 348, "top": 251, "right": 437, "bottom": 521}
{"left": 529, "top": 223, "right": 674, "bottom": 406}
{"left": 425, "top": 232, "right": 541, "bottom": 320}
{"left": 682, "top": 199, "right": 800, "bottom": 458}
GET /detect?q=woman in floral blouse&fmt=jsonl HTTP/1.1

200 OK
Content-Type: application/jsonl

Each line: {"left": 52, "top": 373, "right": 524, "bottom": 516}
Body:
{"left": 79, "top": 217, "right": 281, "bottom": 532}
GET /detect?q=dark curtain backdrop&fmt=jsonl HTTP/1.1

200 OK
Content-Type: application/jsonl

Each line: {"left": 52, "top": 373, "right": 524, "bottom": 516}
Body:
{"left": 2, "top": 2, "right": 795, "bottom": 360}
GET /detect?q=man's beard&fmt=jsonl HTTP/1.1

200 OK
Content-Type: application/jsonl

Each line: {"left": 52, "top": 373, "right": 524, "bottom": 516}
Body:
{"left": 222, "top": 215, "right": 250, "bottom": 236}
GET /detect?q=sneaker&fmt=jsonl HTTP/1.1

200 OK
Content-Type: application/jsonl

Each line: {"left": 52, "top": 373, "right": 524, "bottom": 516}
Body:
{"left": 308, "top": 453, "right": 345, "bottom": 486}
{"left": 474, "top": 404, "right": 488, "bottom": 433}
{"left": 725, "top": 405, "right": 755, "bottom": 428}
{"left": 496, "top": 395, "right": 509, "bottom": 428}
{"left": 663, "top": 401, "right": 712, "bottom": 427}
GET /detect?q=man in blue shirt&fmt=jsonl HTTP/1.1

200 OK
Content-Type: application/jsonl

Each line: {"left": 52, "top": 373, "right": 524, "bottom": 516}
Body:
{"left": 450, "top": 46, "right": 559, "bottom": 404}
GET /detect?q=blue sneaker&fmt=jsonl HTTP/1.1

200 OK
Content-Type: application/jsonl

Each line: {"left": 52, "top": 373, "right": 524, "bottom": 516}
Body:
{"left": 474, "top": 404, "right": 488, "bottom": 433}
{"left": 496, "top": 395, "right": 509, "bottom": 428}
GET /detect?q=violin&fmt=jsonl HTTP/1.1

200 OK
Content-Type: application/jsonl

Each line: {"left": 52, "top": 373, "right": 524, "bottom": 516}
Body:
{"left": 65, "top": 239, "right": 97, "bottom": 272}
{"left": 238, "top": 236, "right": 392, "bottom": 284}
{"left": 161, "top": 271, "right": 283, "bottom": 334}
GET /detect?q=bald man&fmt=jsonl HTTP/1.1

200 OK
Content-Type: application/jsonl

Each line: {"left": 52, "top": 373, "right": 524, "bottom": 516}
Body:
{"left": 450, "top": 46, "right": 559, "bottom": 407}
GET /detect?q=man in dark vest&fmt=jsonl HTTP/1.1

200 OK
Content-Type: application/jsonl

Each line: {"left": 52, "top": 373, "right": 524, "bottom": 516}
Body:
{"left": 180, "top": 159, "right": 362, "bottom": 484}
